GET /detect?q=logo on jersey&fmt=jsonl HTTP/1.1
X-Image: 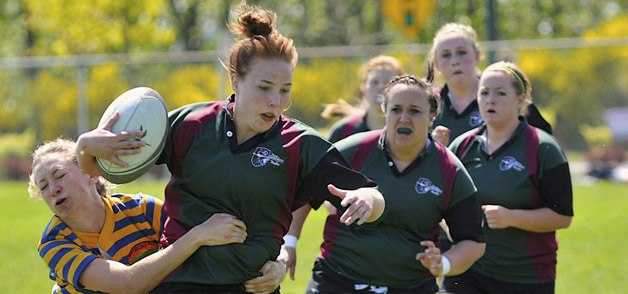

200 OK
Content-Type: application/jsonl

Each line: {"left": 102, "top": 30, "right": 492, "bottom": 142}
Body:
{"left": 500, "top": 156, "right": 525, "bottom": 172}
{"left": 251, "top": 147, "right": 284, "bottom": 167}
{"left": 469, "top": 111, "right": 484, "bottom": 127}
{"left": 128, "top": 241, "right": 160, "bottom": 264}
{"left": 415, "top": 178, "right": 443, "bottom": 196}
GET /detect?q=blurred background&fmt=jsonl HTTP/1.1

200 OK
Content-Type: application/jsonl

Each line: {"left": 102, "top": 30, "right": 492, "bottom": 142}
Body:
{"left": 0, "top": 0, "right": 626, "bottom": 181}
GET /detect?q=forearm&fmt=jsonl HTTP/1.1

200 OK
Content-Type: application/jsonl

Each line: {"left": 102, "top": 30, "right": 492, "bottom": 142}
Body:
{"left": 443, "top": 240, "right": 485, "bottom": 276}
{"left": 76, "top": 136, "right": 102, "bottom": 177}
{"left": 509, "top": 207, "right": 572, "bottom": 232}
{"left": 287, "top": 204, "right": 311, "bottom": 237}
{"left": 79, "top": 231, "right": 201, "bottom": 293}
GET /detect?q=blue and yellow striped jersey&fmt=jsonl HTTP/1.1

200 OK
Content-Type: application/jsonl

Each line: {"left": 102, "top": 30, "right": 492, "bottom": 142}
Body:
{"left": 38, "top": 193, "right": 165, "bottom": 294}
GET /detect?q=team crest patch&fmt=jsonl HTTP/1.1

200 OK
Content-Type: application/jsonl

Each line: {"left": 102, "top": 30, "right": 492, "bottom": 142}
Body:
{"left": 469, "top": 111, "right": 484, "bottom": 127}
{"left": 128, "top": 241, "right": 160, "bottom": 264}
{"left": 500, "top": 156, "right": 525, "bottom": 172}
{"left": 415, "top": 178, "right": 443, "bottom": 196}
{"left": 251, "top": 147, "right": 284, "bottom": 167}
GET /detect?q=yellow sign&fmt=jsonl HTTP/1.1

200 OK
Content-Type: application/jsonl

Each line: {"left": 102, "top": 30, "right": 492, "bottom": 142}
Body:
{"left": 381, "top": 0, "right": 436, "bottom": 38}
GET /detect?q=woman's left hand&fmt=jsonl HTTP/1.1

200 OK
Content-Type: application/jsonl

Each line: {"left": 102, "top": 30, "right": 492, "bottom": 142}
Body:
{"left": 243, "top": 260, "right": 286, "bottom": 294}
{"left": 328, "top": 184, "right": 384, "bottom": 225}
{"left": 415, "top": 240, "right": 444, "bottom": 276}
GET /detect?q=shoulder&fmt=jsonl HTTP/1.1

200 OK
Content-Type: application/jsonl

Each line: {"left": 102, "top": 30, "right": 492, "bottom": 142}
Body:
{"left": 108, "top": 193, "right": 160, "bottom": 212}
{"left": 335, "top": 129, "right": 381, "bottom": 152}
{"left": 279, "top": 115, "right": 332, "bottom": 148}
{"left": 328, "top": 113, "right": 366, "bottom": 141}
{"left": 449, "top": 127, "right": 482, "bottom": 151}
{"left": 532, "top": 127, "right": 567, "bottom": 162}
{"left": 169, "top": 101, "right": 224, "bottom": 125}
{"left": 39, "top": 216, "right": 69, "bottom": 243}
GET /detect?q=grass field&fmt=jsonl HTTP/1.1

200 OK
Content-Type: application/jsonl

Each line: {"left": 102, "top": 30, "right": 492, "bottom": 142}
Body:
{"left": 2, "top": 178, "right": 626, "bottom": 293}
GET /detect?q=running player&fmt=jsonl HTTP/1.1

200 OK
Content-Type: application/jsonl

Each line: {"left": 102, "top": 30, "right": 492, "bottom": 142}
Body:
{"left": 445, "top": 62, "right": 573, "bottom": 293}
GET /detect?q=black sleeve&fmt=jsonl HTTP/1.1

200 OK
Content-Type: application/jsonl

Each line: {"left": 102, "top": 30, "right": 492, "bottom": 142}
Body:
{"left": 445, "top": 194, "right": 486, "bottom": 244}
{"left": 538, "top": 162, "right": 574, "bottom": 216}
{"left": 298, "top": 149, "right": 377, "bottom": 210}
{"left": 526, "top": 104, "right": 552, "bottom": 134}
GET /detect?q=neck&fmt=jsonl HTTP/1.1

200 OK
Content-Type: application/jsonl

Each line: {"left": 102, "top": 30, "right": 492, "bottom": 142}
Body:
{"left": 387, "top": 137, "right": 426, "bottom": 172}
{"left": 447, "top": 81, "right": 478, "bottom": 113}
{"left": 485, "top": 119, "right": 519, "bottom": 154}
{"left": 64, "top": 194, "right": 106, "bottom": 233}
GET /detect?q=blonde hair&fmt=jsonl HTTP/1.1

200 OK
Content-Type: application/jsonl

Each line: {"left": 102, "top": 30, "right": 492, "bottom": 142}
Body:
{"left": 483, "top": 61, "right": 532, "bottom": 116}
{"left": 321, "top": 55, "right": 405, "bottom": 119}
{"left": 28, "top": 138, "right": 112, "bottom": 199}
{"left": 429, "top": 23, "right": 483, "bottom": 66}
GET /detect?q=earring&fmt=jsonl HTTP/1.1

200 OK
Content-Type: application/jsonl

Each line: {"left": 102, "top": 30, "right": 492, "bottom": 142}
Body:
{"left": 283, "top": 100, "right": 292, "bottom": 112}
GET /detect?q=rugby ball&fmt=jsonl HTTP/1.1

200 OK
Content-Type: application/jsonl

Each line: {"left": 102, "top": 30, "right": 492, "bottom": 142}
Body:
{"left": 96, "top": 87, "right": 168, "bottom": 184}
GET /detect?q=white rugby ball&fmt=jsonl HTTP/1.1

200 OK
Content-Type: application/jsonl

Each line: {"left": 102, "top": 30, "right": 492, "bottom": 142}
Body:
{"left": 96, "top": 87, "right": 168, "bottom": 184}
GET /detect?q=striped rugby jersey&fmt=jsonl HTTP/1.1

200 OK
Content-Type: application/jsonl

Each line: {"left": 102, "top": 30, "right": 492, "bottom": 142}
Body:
{"left": 38, "top": 193, "right": 165, "bottom": 293}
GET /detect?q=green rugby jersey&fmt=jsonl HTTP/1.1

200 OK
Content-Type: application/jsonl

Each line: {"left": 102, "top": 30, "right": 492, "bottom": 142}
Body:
{"left": 318, "top": 129, "right": 484, "bottom": 289}
{"left": 38, "top": 194, "right": 164, "bottom": 294}
{"left": 432, "top": 85, "right": 485, "bottom": 142}
{"left": 449, "top": 120, "right": 573, "bottom": 284}
{"left": 327, "top": 113, "right": 370, "bottom": 143}
{"left": 156, "top": 97, "right": 375, "bottom": 285}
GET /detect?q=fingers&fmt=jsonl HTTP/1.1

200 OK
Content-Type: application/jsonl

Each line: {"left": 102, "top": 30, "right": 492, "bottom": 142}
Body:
{"left": 278, "top": 247, "right": 297, "bottom": 280}
{"left": 327, "top": 184, "right": 346, "bottom": 200}
{"left": 244, "top": 261, "right": 284, "bottom": 294}
{"left": 339, "top": 202, "right": 371, "bottom": 225}
{"left": 101, "top": 112, "right": 120, "bottom": 130}
{"left": 416, "top": 241, "right": 443, "bottom": 276}
{"left": 200, "top": 213, "right": 248, "bottom": 246}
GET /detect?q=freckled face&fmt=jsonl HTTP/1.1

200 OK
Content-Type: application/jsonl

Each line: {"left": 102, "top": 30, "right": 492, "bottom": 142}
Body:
{"left": 34, "top": 157, "right": 94, "bottom": 219}
{"left": 478, "top": 70, "right": 525, "bottom": 127}
{"left": 384, "top": 85, "right": 434, "bottom": 148}
{"left": 231, "top": 58, "right": 293, "bottom": 141}
{"left": 433, "top": 32, "right": 479, "bottom": 86}
{"left": 361, "top": 67, "right": 399, "bottom": 110}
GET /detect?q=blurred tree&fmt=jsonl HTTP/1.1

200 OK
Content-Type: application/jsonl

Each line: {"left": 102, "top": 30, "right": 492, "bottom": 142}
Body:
{"left": 519, "top": 14, "right": 627, "bottom": 149}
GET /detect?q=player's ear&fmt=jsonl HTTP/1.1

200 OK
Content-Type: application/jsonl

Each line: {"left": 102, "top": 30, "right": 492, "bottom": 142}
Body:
{"left": 230, "top": 73, "right": 239, "bottom": 92}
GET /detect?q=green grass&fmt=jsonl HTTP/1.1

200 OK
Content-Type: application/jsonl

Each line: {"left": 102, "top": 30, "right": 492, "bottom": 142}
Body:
{"left": 3, "top": 179, "right": 626, "bottom": 293}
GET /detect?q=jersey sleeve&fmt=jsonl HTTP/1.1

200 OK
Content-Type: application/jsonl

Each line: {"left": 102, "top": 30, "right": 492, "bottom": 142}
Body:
{"left": 297, "top": 148, "right": 377, "bottom": 210}
{"left": 142, "top": 195, "right": 166, "bottom": 236}
{"left": 38, "top": 220, "right": 98, "bottom": 290}
{"left": 445, "top": 194, "right": 486, "bottom": 244}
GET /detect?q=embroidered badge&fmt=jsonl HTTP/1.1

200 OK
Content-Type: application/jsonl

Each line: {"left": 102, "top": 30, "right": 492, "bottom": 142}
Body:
{"left": 415, "top": 178, "right": 443, "bottom": 196}
{"left": 500, "top": 156, "right": 525, "bottom": 172}
{"left": 469, "top": 111, "right": 484, "bottom": 127}
{"left": 251, "top": 147, "right": 284, "bottom": 167}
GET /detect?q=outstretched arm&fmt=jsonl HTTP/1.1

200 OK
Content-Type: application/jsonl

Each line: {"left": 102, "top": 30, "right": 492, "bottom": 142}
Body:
{"left": 77, "top": 213, "right": 247, "bottom": 294}
{"left": 328, "top": 184, "right": 385, "bottom": 225}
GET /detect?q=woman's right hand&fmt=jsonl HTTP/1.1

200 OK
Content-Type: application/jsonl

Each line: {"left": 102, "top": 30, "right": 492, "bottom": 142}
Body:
{"left": 191, "top": 213, "right": 248, "bottom": 246}
{"left": 431, "top": 125, "right": 451, "bottom": 146}
{"left": 77, "top": 112, "right": 146, "bottom": 167}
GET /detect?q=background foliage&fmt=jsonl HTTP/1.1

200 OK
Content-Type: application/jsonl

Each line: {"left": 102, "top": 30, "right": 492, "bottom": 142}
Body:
{"left": 0, "top": 1, "right": 626, "bottom": 172}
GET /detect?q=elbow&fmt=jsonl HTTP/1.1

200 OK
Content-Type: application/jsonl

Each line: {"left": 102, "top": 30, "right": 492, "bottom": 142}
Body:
{"left": 557, "top": 216, "right": 572, "bottom": 229}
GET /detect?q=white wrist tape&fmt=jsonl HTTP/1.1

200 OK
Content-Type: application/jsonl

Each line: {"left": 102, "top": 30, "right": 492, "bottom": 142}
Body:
{"left": 283, "top": 234, "right": 298, "bottom": 248}
{"left": 441, "top": 256, "right": 451, "bottom": 276}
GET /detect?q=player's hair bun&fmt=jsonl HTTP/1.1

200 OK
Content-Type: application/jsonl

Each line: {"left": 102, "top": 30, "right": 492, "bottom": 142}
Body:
{"left": 231, "top": 4, "right": 277, "bottom": 39}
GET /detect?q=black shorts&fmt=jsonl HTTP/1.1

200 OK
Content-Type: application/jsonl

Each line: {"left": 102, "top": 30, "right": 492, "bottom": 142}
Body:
{"left": 150, "top": 282, "right": 280, "bottom": 294}
{"left": 306, "top": 259, "right": 438, "bottom": 294}
{"left": 444, "top": 269, "right": 554, "bottom": 294}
